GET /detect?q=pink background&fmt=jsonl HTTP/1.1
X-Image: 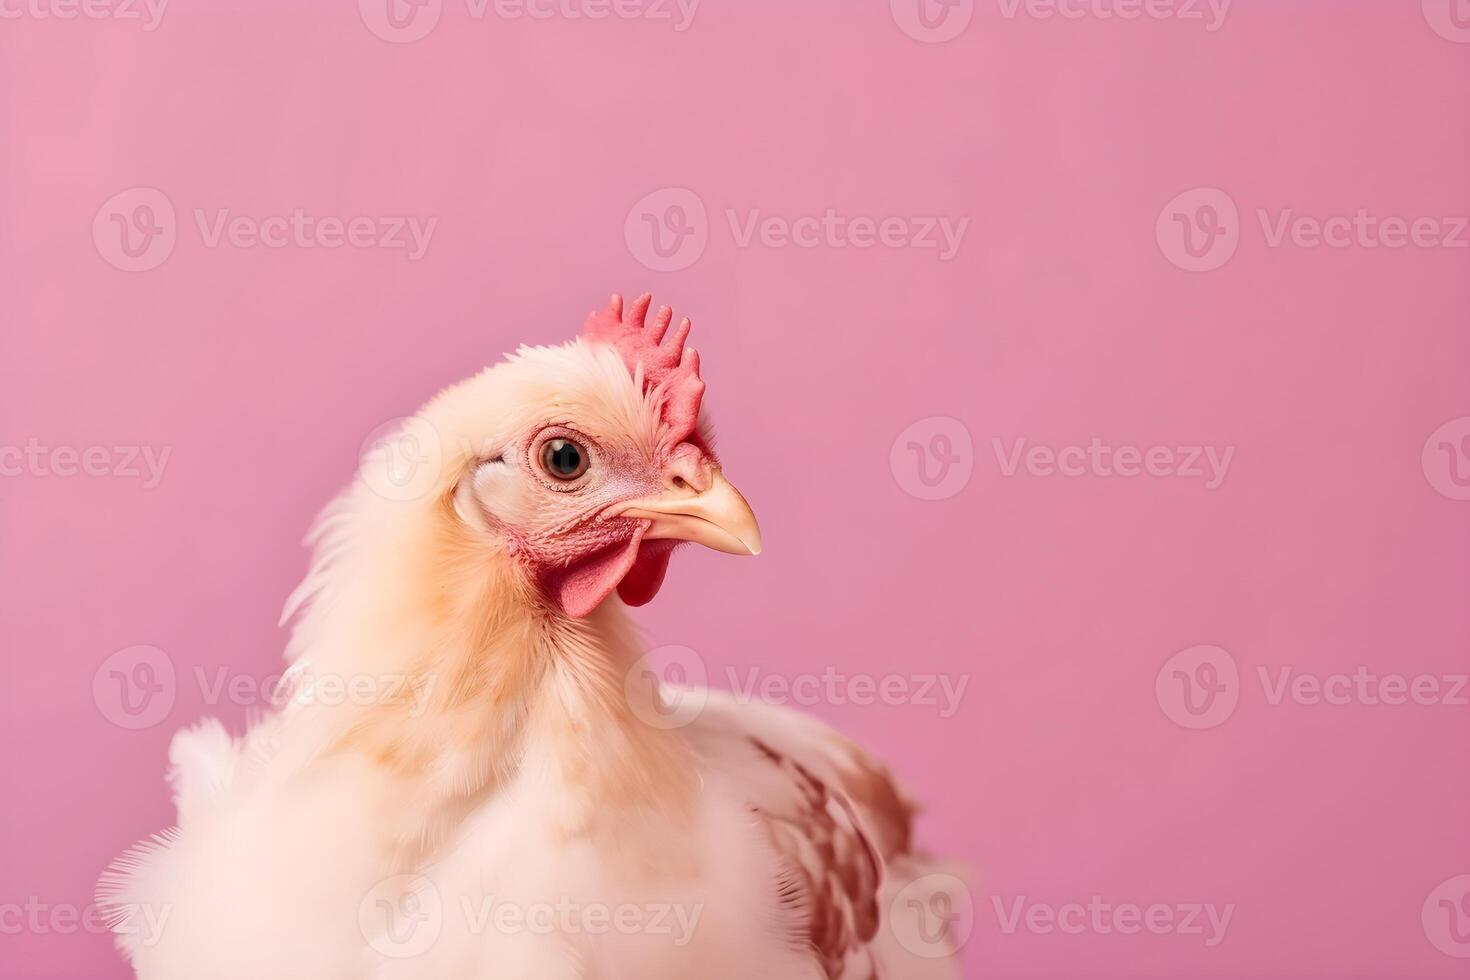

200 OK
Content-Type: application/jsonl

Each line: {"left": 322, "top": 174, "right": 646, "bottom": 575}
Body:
{"left": 3, "top": 1, "right": 1468, "bottom": 977}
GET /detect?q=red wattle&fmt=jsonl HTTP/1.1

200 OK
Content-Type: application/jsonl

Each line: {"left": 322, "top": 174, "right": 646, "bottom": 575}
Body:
{"left": 617, "top": 541, "right": 675, "bottom": 607}
{"left": 545, "top": 526, "right": 648, "bottom": 618}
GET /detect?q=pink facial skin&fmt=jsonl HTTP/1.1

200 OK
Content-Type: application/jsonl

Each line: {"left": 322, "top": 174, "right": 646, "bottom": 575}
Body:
{"left": 465, "top": 294, "right": 715, "bottom": 618}
{"left": 517, "top": 427, "right": 675, "bottom": 618}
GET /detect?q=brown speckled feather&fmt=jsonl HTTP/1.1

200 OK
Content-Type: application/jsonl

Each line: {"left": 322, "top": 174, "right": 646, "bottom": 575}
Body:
{"left": 682, "top": 690, "right": 926, "bottom": 980}
{"left": 751, "top": 738, "right": 884, "bottom": 978}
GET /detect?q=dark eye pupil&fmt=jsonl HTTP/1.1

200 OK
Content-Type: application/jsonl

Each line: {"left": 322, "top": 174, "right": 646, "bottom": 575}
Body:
{"left": 543, "top": 439, "right": 585, "bottom": 478}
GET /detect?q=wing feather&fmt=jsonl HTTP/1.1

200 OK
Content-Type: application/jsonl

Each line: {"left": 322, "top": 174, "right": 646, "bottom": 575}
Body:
{"left": 682, "top": 690, "right": 921, "bottom": 979}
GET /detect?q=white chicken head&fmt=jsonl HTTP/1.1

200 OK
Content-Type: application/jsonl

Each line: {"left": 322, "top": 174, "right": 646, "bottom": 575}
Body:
{"left": 395, "top": 293, "right": 761, "bottom": 619}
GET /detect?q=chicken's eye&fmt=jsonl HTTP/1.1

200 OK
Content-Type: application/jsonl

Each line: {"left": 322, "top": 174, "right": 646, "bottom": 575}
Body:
{"left": 539, "top": 438, "right": 589, "bottom": 481}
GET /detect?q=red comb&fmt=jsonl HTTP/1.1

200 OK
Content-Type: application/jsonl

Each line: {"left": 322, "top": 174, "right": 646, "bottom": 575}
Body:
{"left": 582, "top": 293, "right": 705, "bottom": 451}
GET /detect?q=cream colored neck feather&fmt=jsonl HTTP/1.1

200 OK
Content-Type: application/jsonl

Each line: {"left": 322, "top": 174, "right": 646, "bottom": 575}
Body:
{"left": 280, "top": 491, "right": 695, "bottom": 860}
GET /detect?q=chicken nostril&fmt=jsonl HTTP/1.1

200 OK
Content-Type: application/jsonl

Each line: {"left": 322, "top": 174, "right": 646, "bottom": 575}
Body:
{"left": 664, "top": 468, "right": 710, "bottom": 494}
{"left": 661, "top": 450, "right": 712, "bottom": 494}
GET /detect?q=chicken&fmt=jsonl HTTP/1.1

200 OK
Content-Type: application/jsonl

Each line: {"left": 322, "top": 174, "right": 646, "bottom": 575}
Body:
{"left": 98, "top": 294, "right": 965, "bottom": 979}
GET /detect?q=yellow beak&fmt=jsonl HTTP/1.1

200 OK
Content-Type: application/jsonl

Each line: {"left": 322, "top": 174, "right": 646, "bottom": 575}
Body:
{"left": 615, "top": 470, "right": 762, "bottom": 556}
